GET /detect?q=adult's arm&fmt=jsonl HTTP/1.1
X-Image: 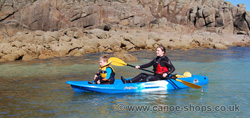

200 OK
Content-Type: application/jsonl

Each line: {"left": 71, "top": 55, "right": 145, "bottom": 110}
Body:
{"left": 139, "top": 59, "right": 154, "bottom": 68}
{"left": 161, "top": 57, "right": 175, "bottom": 75}
{"left": 165, "top": 60, "right": 175, "bottom": 75}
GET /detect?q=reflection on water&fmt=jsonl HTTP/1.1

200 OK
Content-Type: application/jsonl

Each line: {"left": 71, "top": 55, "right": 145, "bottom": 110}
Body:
{"left": 0, "top": 47, "right": 250, "bottom": 117}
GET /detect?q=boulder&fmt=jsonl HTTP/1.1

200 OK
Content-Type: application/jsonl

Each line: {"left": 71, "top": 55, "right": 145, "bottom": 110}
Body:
{"left": 43, "top": 31, "right": 60, "bottom": 43}
{"left": 148, "top": 32, "right": 163, "bottom": 42}
{"left": 22, "top": 55, "right": 34, "bottom": 61}
{"left": 38, "top": 48, "right": 54, "bottom": 60}
{"left": 215, "top": 9, "right": 224, "bottom": 27}
{"left": 123, "top": 33, "right": 147, "bottom": 49}
{"left": 234, "top": 18, "right": 249, "bottom": 34}
{"left": 11, "top": 41, "right": 25, "bottom": 48}
{"left": 237, "top": 4, "right": 246, "bottom": 15}
{"left": 22, "top": 45, "right": 41, "bottom": 58}
{"left": 49, "top": 41, "right": 74, "bottom": 56}
{"left": 245, "top": 12, "right": 250, "bottom": 30}
{"left": 88, "top": 29, "right": 110, "bottom": 39}
{"left": 114, "top": 52, "right": 137, "bottom": 62}
{"left": 220, "top": 40, "right": 232, "bottom": 46}
{"left": 223, "top": 8, "right": 233, "bottom": 24}
{"left": 97, "top": 39, "right": 114, "bottom": 52}
{"left": 0, "top": 43, "right": 14, "bottom": 54}
{"left": 1, "top": 53, "right": 21, "bottom": 61}
{"left": 0, "top": 1, "right": 15, "bottom": 20}
{"left": 214, "top": 43, "right": 228, "bottom": 49}
{"left": 60, "top": 35, "right": 72, "bottom": 42}
{"left": 203, "top": 7, "right": 216, "bottom": 27}
{"left": 82, "top": 39, "right": 99, "bottom": 53}
{"left": 145, "top": 38, "right": 156, "bottom": 49}
{"left": 222, "top": 22, "right": 234, "bottom": 34}
{"left": 195, "top": 18, "right": 206, "bottom": 28}
{"left": 157, "top": 38, "right": 171, "bottom": 49}
{"left": 67, "top": 48, "right": 84, "bottom": 56}
{"left": 34, "top": 30, "right": 45, "bottom": 36}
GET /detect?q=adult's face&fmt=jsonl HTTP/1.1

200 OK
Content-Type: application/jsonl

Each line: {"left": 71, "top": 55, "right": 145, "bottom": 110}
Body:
{"left": 156, "top": 47, "right": 164, "bottom": 57}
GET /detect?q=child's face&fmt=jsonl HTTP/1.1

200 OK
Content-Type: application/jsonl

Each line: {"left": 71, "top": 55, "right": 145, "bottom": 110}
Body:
{"left": 99, "top": 59, "right": 107, "bottom": 67}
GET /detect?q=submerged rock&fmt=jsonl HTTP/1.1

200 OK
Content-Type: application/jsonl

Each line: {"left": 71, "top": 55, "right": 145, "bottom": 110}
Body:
{"left": 214, "top": 43, "right": 228, "bottom": 50}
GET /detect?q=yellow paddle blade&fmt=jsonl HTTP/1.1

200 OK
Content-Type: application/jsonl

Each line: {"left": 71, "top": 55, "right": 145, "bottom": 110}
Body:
{"left": 107, "top": 58, "right": 112, "bottom": 65}
{"left": 176, "top": 75, "right": 184, "bottom": 78}
{"left": 108, "top": 57, "right": 128, "bottom": 66}
{"left": 175, "top": 79, "right": 202, "bottom": 89}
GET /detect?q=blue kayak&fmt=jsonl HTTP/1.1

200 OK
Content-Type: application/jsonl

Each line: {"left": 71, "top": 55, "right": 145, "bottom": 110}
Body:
{"left": 66, "top": 75, "right": 209, "bottom": 93}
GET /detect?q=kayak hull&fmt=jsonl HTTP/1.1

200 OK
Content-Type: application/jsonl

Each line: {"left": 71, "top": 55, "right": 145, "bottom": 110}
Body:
{"left": 66, "top": 75, "right": 209, "bottom": 93}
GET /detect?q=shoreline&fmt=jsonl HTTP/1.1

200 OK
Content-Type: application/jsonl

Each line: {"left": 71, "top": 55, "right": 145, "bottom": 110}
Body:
{"left": 1, "top": 26, "right": 250, "bottom": 63}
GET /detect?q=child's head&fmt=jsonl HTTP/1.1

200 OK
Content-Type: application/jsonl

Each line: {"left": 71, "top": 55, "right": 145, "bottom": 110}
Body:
{"left": 99, "top": 56, "right": 108, "bottom": 67}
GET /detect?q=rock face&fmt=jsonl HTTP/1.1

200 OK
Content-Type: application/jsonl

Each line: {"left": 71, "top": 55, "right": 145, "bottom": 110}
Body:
{"left": 0, "top": 0, "right": 249, "bottom": 34}
{"left": 187, "top": 1, "right": 250, "bottom": 34}
{"left": 0, "top": 0, "right": 250, "bottom": 62}
{"left": 0, "top": 0, "right": 155, "bottom": 31}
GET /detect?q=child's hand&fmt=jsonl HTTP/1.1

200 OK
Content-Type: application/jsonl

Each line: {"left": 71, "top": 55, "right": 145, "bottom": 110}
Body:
{"left": 97, "top": 80, "right": 100, "bottom": 84}
{"left": 94, "top": 75, "right": 98, "bottom": 79}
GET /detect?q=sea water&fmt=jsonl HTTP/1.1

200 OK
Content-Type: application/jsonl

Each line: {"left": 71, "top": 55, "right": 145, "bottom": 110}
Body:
{"left": 0, "top": 47, "right": 249, "bottom": 118}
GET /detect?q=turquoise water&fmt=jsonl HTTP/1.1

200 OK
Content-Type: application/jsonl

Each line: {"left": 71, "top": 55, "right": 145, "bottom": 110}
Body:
{"left": 0, "top": 47, "right": 250, "bottom": 117}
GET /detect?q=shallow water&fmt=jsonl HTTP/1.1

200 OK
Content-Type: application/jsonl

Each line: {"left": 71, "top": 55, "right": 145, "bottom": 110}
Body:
{"left": 0, "top": 47, "right": 250, "bottom": 117}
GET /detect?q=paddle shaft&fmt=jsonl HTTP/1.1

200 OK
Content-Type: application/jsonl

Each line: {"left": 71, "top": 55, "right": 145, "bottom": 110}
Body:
{"left": 126, "top": 64, "right": 155, "bottom": 73}
{"left": 126, "top": 64, "right": 176, "bottom": 79}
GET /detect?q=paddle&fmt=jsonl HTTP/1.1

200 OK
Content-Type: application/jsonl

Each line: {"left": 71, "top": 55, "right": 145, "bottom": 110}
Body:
{"left": 109, "top": 57, "right": 201, "bottom": 89}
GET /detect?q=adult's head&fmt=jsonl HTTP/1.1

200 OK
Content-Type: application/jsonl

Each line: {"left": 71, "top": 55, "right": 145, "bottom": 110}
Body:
{"left": 156, "top": 45, "right": 166, "bottom": 57}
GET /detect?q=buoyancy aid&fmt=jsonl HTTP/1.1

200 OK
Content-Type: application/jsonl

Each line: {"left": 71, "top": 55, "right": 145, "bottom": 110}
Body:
{"left": 154, "top": 56, "right": 169, "bottom": 75}
{"left": 98, "top": 64, "right": 115, "bottom": 81}
{"left": 156, "top": 63, "right": 168, "bottom": 75}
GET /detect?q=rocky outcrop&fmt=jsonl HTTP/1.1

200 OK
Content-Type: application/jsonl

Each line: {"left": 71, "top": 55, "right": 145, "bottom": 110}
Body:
{"left": 187, "top": 1, "right": 250, "bottom": 34}
{"left": 1, "top": 25, "right": 250, "bottom": 62}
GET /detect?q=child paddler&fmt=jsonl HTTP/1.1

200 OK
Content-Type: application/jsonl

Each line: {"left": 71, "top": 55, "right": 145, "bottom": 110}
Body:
{"left": 88, "top": 56, "right": 115, "bottom": 84}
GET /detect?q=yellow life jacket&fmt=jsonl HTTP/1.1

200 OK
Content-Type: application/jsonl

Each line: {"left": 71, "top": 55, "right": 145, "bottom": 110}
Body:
{"left": 98, "top": 64, "right": 115, "bottom": 80}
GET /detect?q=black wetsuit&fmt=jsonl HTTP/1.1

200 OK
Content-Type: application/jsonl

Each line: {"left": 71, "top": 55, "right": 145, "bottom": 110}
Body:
{"left": 127, "top": 56, "right": 175, "bottom": 83}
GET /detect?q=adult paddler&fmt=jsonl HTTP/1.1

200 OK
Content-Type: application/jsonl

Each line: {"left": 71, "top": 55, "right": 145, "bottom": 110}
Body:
{"left": 121, "top": 45, "right": 175, "bottom": 83}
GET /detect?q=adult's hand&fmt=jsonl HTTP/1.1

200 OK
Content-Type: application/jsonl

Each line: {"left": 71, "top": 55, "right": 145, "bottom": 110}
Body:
{"left": 135, "top": 66, "right": 140, "bottom": 69}
{"left": 163, "top": 73, "right": 168, "bottom": 78}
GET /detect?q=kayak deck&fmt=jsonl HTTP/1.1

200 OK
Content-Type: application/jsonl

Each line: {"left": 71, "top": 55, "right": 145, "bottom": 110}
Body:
{"left": 66, "top": 75, "right": 209, "bottom": 93}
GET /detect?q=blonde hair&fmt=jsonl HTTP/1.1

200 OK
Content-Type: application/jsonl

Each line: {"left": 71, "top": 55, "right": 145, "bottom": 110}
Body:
{"left": 100, "top": 55, "right": 108, "bottom": 62}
